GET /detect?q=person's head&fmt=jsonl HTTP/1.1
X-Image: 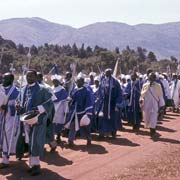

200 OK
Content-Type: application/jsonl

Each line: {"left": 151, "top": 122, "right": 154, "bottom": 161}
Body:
{"left": 172, "top": 73, "right": 177, "bottom": 80}
{"left": 26, "top": 69, "right": 37, "bottom": 85}
{"left": 122, "top": 77, "right": 126, "bottom": 84}
{"left": 94, "top": 77, "right": 100, "bottom": 87}
{"left": 178, "top": 74, "right": 180, "bottom": 80}
{"left": 3, "top": 72, "right": 14, "bottom": 87}
{"left": 105, "top": 68, "right": 112, "bottom": 78}
{"left": 37, "top": 72, "right": 43, "bottom": 83}
{"left": 65, "top": 71, "right": 72, "bottom": 81}
{"left": 131, "top": 73, "right": 137, "bottom": 82}
{"left": 148, "top": 72, "right": 156, "bottom": 84}
{"left": 126, "top": 75, "right": 131, "bottom": 83}
{"left": 76, "top": 78, "right": 84, "bottom": 88}
{"left": 139, "top": 74, "right": 143, "bottom": 81}
{"left": 146, "top": 68, "right": 153, "bottom": 76}
{"left": 89, "top": 72, "right": 96, "bottom": 81}
{"left": 162, "top": 73, "right": 168, "bottom": 80}
{"left": 90, "top": 75, "right": 94, "bottom": 81}
{"left": 52, "top": 79, "right": 60, "bottom": 87}
{"left": 120, "top": 74, "right": 126, "bottom": 84}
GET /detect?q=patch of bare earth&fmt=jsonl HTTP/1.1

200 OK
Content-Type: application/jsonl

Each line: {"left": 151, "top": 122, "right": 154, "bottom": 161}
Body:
{"left": 112, "top": 137, "right": 180, "bottom": 180}
{"left": 0, "top": 112, "right": 180, "bottom": 180}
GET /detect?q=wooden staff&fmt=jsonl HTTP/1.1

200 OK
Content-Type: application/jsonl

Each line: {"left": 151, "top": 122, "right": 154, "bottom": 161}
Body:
{"left": 27, "top": 47, "right": 31, "bottom": 70}
{"left": 113, "top": 57, "right": 120, "bottom": 78}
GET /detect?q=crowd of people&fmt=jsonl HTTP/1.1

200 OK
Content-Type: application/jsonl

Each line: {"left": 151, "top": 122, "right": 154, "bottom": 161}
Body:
{"left": 0, "top": 67, "right": 179, "bottom": 176}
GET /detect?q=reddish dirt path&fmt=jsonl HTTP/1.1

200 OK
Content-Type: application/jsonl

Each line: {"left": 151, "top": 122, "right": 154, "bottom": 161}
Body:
{"left": 0, "top": 111, "right": 180, "bottom": 180}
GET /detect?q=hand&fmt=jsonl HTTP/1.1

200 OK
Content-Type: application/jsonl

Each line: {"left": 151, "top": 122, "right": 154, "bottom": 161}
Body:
{"left": 1, "top": 105, "right": 7, "bottom": 110}
{"left": 139, "top": 99, "right": 143, "bottom": 104}
{"left": 31, "top": 107, "right": 39, "bottom": 113}
{"left": 15, "top": 103, "right": 21, "bottom": 111}
{"left": 16, "top": 105, "right": 25, "bottom": 115}
{"left": 115, "top": 106, "right": 119, "bottom": 112}
{"left": 67, "top": 97, "right": 72, "bottom": 101}
{"left": 139, "top": 99, "right": 144, "bottom": 106}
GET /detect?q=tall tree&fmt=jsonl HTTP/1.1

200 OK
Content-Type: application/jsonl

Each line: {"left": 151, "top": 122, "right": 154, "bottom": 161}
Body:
{"left": 147, "top": 51, "right": 157, "bottom": 62}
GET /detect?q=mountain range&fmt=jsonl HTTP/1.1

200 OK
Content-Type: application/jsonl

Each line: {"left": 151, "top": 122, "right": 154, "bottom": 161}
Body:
{"left": 0, "top": 17, "right": 180, "bottom": 58}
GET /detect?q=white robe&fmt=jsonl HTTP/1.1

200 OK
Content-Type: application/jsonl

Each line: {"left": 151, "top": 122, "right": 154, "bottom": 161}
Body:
{"left": 53, "top": 100, "right": 67, "bottom": 124}
{"left": 52, "top": 86, "right": 67, "bottom": 124}
{"left": 0, "top": 86, "right": 7, "bottom": 150}
{"left": 141, "top": 82, "right": 165, "bottom": 129}
{"left": 0, "top": 89, "right": 7, "bottom": 107}
{"left": 2, "top": 99, "right": 19, "bottom": 154}
{"left": 170, "top": 79, "right": 180, "bottom": 108}
{"left": 161, "top": 79, "right": 170, "bottom": 99}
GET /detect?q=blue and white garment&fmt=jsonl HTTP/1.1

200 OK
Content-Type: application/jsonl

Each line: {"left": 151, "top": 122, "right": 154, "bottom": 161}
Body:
{"left": 90, "top": 84, "right": 103, "bottom": 131}
{"left": 125, "top": 80, "right": 142, "bottom": 126}
{"left": 98, "top": 76, "right": 122, "bottom": 134}
{"left": 170, "top": 79, "right": 180, "bottom": 108}
{"left": 16, "top": 82, "right": 54, "bottom": 159}
{"left": 65, "top": 86, "right": 93, "bottom": 131}
{"left": 52, "top": 85, "right": 68, "bottom": 133}
{"left": 0, "top": 85, "right": 6, "bottom": 147}
{"left": 65, "top": 85, "right": 93, "bottom": 142}
{"left": 1, "top": 84, "right": 19, "bottom": 162}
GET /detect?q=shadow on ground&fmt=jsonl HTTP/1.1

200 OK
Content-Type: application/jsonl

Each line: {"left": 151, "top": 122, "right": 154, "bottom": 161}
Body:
{"left": 64, "top": 142, "right": 108, "bottom": 154}
{"left": 41, "top": 150, "right": 73, "bottom": 166}
{"left": 0, "top": 160, "right": 71, "bottom": 180}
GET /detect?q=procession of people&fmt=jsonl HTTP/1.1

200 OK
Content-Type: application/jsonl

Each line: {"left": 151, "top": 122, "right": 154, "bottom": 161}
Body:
{"left": 0, "top": 66, "right": 179, "bottom": 176}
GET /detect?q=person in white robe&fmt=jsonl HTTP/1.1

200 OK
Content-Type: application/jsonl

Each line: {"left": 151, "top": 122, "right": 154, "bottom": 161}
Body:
{"left": 0, "top": 73, "right": 19, "bottom": 168}
{"left": 170, "top": 74, "right": 180, "bottom": 112}
{"left": 0, "top": 74, "right": 7, "bottom": 151}
{"left": 140, "top": 72, "right": 165, "bottom": 138}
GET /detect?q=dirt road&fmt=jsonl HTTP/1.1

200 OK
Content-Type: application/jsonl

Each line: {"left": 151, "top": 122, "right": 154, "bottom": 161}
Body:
{"left": 0, "top": 111, "right": 180, "bottom": 180}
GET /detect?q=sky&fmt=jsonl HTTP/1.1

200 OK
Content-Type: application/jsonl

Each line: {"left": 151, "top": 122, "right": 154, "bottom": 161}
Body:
{"left": 1, "top": 0, "right": 180, "bottom": 28}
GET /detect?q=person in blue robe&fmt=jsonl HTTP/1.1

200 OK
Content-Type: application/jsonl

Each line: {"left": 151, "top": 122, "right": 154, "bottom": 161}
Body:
{"left": 51, "top": 77, "right": 68, "bottom": 143}
{"left": 36, "top": 72, "right": 57, "bottom": 152}
{"left": 0, "top": 73, "right": 19, "bottom": 169}
{"left": 65, "top": 73, "right": 93, "bottom": 147}
{"left": 16, "top": 70, "right": 54, "bottom": 176}
{"left": 98, "top": 69, "right": 122, "bottom": 139}
{"left": 125, "top": 73, "right": 142, "bottom": 131}
{"left": 91, "top": 77, "right": 101, "bottom": 132}
{"left": 119, "top": 76, "right": 129, "bottom": 122}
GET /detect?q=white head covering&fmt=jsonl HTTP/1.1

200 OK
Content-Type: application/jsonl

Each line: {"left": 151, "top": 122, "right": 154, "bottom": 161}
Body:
{"left": 126, "top": 75, "right": 131, "bottom": 80}
{"left": 51, "top": 74, "right": 62, "bottom": 81}
{"left": 94, "top": 76, "right": 100, "bottom": 81}
{"left": 77, "top": 72, "right": 86, "bottom": 80}
{"left": 84, "top": 78, "right": 90, "bottom": 83}
{"left": 89, "top": 72, "right": 96, "bottom": 77}
{"left": 159, "top": 74, "right": 164, "bottom": 79}
{"left": 155, "top": 72, "right": 159, "bottom": 79}
{"left": 121, "top": 74, "right": 126, "bottom": 79}
{"left": 139, "top": 74, "right": 143, "bottom": 79}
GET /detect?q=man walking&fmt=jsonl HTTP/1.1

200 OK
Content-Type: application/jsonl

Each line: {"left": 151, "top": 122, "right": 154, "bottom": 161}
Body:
{"left": 16, "top": 69, "right": 54, "bottom": 176}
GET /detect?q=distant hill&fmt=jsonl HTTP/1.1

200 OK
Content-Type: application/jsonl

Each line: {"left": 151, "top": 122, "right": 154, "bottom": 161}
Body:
{"left": 0, "top": 17, "right": 180, "bottom": 58}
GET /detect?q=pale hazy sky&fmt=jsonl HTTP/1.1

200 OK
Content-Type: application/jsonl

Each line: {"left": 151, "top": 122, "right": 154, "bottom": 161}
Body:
{"left": 1, "top": 0, "right": 180, "bottom": 27}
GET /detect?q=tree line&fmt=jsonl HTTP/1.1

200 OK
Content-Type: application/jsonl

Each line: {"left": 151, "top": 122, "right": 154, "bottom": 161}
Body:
{"left": 0, "top": 35, "right": 179, "bottom": 75}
